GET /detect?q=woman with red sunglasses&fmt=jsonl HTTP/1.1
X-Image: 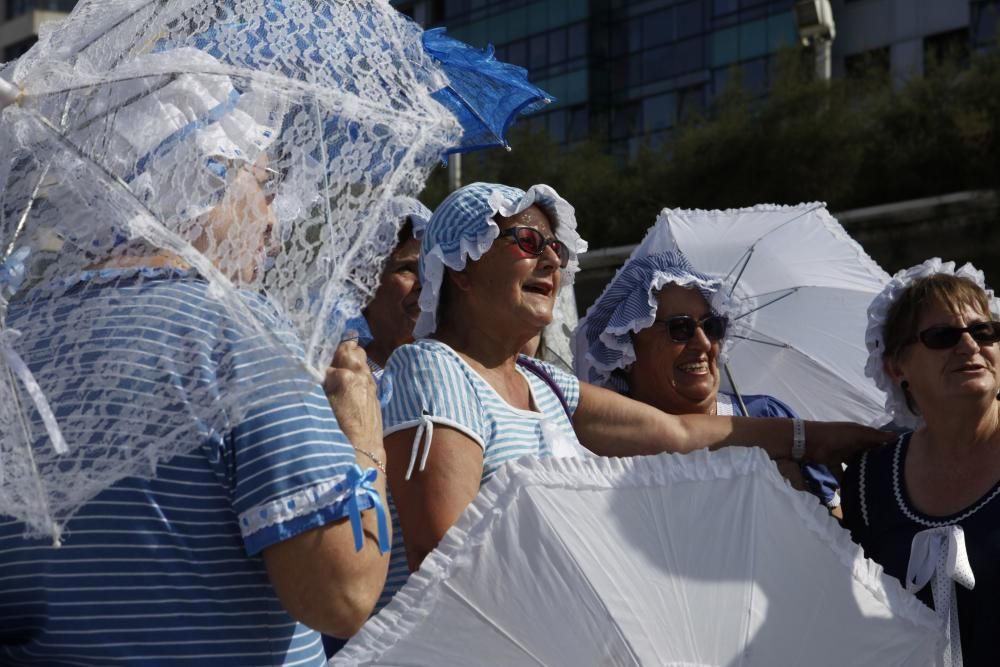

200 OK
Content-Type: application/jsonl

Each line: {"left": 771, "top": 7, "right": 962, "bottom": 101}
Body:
{"left": 576, "top": 248, "right": 842, "bottom": 514}
{"left": 376, "top": 182, "right": 886, "bottom": 604}
{"left": 841, "top": 258, "right": 1000, "bottom": 665}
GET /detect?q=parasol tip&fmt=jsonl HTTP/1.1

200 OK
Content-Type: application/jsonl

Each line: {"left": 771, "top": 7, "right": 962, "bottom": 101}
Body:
{"left": 0, "top": 78, "right": 21, "bottom": 110}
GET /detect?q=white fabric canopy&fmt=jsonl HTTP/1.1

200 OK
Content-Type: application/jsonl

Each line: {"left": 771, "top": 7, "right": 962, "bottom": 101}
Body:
{"left": 630, "top": 204, "right": 891, "bottom": 426}
{"left": 336, "top": 449, "right": 942, "bottom": 666}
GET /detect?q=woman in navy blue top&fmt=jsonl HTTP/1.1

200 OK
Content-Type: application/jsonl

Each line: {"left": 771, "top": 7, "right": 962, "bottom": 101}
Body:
{"left": 842, "top": 259, "right": 1000, "bottom": 665}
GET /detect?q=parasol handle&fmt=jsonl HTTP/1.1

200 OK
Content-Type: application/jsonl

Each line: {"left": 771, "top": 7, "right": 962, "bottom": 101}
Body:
{"left": 723, "top": 363, "right": 750, "bottom": 416}
{"left": 0, "top": 78, "right": 20, "bottom": 109}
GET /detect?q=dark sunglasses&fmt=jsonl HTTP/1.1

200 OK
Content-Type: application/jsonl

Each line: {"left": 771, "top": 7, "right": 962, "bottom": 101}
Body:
{"left": 911, "top": 321, "right": 1000, "bottom": 350}
{"left": 654, "top": 314, "right": 729, "bottom": 343}
{"left": 500, "top": 227, "right": 570, "bottom": 268}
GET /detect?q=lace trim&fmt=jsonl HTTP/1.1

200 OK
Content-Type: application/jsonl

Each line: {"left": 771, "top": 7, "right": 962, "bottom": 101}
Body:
{"left": 891, "top": 437, "right": 1000, "bottom": 528}
{"left": 238, "top": 474, "right": 354, "bottom": 537}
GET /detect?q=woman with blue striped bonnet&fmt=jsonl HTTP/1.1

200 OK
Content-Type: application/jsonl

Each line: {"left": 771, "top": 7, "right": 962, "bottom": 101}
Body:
{"left": 575, "top": 237, "right": 841, "bottom": 513}
{"left": 376, "top": 181, "right": 887, "bottom": 598}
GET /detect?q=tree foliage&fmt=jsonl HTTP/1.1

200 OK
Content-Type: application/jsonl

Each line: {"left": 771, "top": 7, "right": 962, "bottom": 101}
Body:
{"left": 421, "top": 48, "right": 1000, "bottom": 249}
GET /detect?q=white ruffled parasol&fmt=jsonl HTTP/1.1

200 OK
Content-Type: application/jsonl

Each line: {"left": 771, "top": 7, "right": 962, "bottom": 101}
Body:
{"left": 336, "top": 449, "right": 943, "bottom": 666}
{"left": 633, "top": 203, "right": 892, "bottom": 425}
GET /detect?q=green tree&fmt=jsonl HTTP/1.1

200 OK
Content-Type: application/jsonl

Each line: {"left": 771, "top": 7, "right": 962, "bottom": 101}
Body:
{"left": 421, "top": 47, "right": 1000, "bottom": 249}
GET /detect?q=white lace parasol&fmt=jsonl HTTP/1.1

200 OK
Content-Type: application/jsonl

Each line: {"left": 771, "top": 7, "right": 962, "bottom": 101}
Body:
{"left": 0, "top": 0, "right": 463, "bottom": 542}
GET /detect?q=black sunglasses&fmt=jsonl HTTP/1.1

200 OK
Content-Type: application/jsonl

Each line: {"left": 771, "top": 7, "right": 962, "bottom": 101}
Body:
{"left": 654, "top": 314, "right": 729, "bottom": 343}
{"left": 911, "top": 321, "right": 1000, "bottom": 350}
{"left": 500, "top": 227, "right": 570, "bottom": 268}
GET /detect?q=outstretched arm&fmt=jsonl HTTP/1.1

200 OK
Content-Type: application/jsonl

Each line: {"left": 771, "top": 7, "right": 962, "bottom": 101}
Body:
{"left": 574, "top": 382, "right": 888, "bottom": 468}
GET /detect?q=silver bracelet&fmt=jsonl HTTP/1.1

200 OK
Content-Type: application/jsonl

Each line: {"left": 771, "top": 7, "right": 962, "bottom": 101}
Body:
{"left": 356, "top": 447, "right": 387, "bottom": 475}
{"left": 791, "top": 419, "right": 806, "bottom": 462}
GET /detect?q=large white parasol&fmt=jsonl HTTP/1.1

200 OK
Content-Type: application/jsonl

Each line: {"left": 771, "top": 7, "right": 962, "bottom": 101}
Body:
{"left": 624, "top": 203, "right": 892, "bottom": 426}
{"left": 335, "top": 449, "right": 943, "bottom": 666}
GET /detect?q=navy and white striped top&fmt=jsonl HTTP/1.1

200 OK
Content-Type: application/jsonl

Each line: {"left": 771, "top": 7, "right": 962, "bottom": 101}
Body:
{"left": 377, "top": 338, "right": 584, "bottom": 606}
{"left": 0, "top": 269, "right": 368, "bottom": 666}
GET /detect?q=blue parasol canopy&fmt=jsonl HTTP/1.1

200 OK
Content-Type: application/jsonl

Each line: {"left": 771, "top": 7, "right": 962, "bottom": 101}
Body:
{"left": 422, "top": 27, "right": 554, "bottom": 155}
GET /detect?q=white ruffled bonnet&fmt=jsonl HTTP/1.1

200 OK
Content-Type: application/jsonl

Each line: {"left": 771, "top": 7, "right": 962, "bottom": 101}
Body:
{"left": 415, "top": 181, "right": 587, "bottom": 338}
{"left": 865, "top": 257, "right": 1000, "bottom": 429}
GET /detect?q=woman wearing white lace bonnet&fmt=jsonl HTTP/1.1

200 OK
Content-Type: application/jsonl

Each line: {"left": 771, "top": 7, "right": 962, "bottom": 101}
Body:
{"left": 576, "top": 246, "right": 842, "bottom": 510}
{"left": 840, "top": 258, "right": 1000, "bottom": 665}
{"left": 377, "top": 181, "right": 887, "bottom": 582}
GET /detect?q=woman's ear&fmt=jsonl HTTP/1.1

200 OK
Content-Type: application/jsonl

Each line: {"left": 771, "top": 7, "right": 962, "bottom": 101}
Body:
{"left": 883, "top": 356, "right": 904, "bottom": 384}
{"left": 447, "top": 267, "right": 472, "bottom": 292}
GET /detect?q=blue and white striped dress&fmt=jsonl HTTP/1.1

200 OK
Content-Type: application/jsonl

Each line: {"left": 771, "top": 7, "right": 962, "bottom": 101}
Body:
{"left": 377, "top": 338, "right": 584, "bottom": 606}
{"left": 360, "top": 356, "right": 407, "bottom": 616}
{"left": 0, "top": 268, "right": 369, "bottom": 666}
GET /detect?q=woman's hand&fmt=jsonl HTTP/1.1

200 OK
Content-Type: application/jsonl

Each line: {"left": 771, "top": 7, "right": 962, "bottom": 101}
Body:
{"left": 324, "top": 339, "right": 384, "bottom": 455}
{"left": 800, "top": 421, "right": 894, "bottom": 482}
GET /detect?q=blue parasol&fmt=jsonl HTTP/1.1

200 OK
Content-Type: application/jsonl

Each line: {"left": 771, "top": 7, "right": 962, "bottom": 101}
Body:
{"left": 422, "top": 27, "right": 554, "bottom": 155}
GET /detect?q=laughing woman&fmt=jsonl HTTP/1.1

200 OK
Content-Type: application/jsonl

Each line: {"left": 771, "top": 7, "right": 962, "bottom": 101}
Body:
{"left": 381, "top": 182, "right": 885, "bottom": 578}
{"left": 575, "top": 249, "right": 842, "bottom": 512}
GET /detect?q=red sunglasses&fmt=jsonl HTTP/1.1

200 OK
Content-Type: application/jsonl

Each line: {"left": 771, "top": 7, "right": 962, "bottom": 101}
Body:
{"left": 500, "top": 227, "right": 570, "bottom": 268}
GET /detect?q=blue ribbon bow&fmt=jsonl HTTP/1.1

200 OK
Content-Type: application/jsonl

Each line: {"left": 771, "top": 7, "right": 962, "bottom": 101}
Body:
{"left": 344, "top": 464, "right": 390, "bottom": 555}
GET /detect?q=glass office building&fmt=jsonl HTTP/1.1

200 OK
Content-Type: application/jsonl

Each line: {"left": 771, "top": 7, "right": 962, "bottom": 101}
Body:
{"left": 1, "top": 0, "right": 76, "bottom": 61}
{"left": 395, "top": 0, "right": 995, "bottom": 156}
{"left": 393, "top": 0, "right": 801, "bottom": 157}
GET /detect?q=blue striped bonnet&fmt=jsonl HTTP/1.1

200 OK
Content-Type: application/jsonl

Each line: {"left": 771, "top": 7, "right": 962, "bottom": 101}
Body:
{"left": 391, "top": 197, "right": 432, "bottom": 240}
{"left": 416, "top": 181, "right": 586, "bottom": 338}
{"left": 576, "top": 250, "right": 721, "bottom": 394}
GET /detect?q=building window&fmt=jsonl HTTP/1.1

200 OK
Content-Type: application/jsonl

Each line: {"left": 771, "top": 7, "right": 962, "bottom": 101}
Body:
{"left": 924, "top": 28, "right": 970, "bottom": 72}
{"left": 643, "top": 92, "right": 677, "bottom": 132}
{"left": 611, "top": 101, "right": 641, "bottom": 140}
{"left": 713, "top": 0, "right": 739, "bottom": 17}
{"left": 3, "top": 36, "right": 36, "bottom": 61}
{"left": 740, "top": 56, "right": 767, "bottom": 96}
{"left": 844, "top": 47, "right": 890, "bottom": 80}
{"left": 567, "top": 106, "right": 589, "bottom": 143}
{"left": 678, "top": 85, "right": 705, "bottom": 120}
{"left": 567, "top": 22, "right": 587, "bottom": 60}
{"left": 973, "top": 1, "right": 1000, "bottom": 50}
{"left": 677, "top": 0, "right": 705, "bottom": 39}
{"left": 6, "top": 0, "right": 30, "bottom": 19}
{"left": 528, "top": 32, "right": 548, "bottom": 69}
{"left": 641, "top": 8, "right": 675, "bottom": 49}
{"left": 5, "top": 0, "right": 76, "bottom": 19}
